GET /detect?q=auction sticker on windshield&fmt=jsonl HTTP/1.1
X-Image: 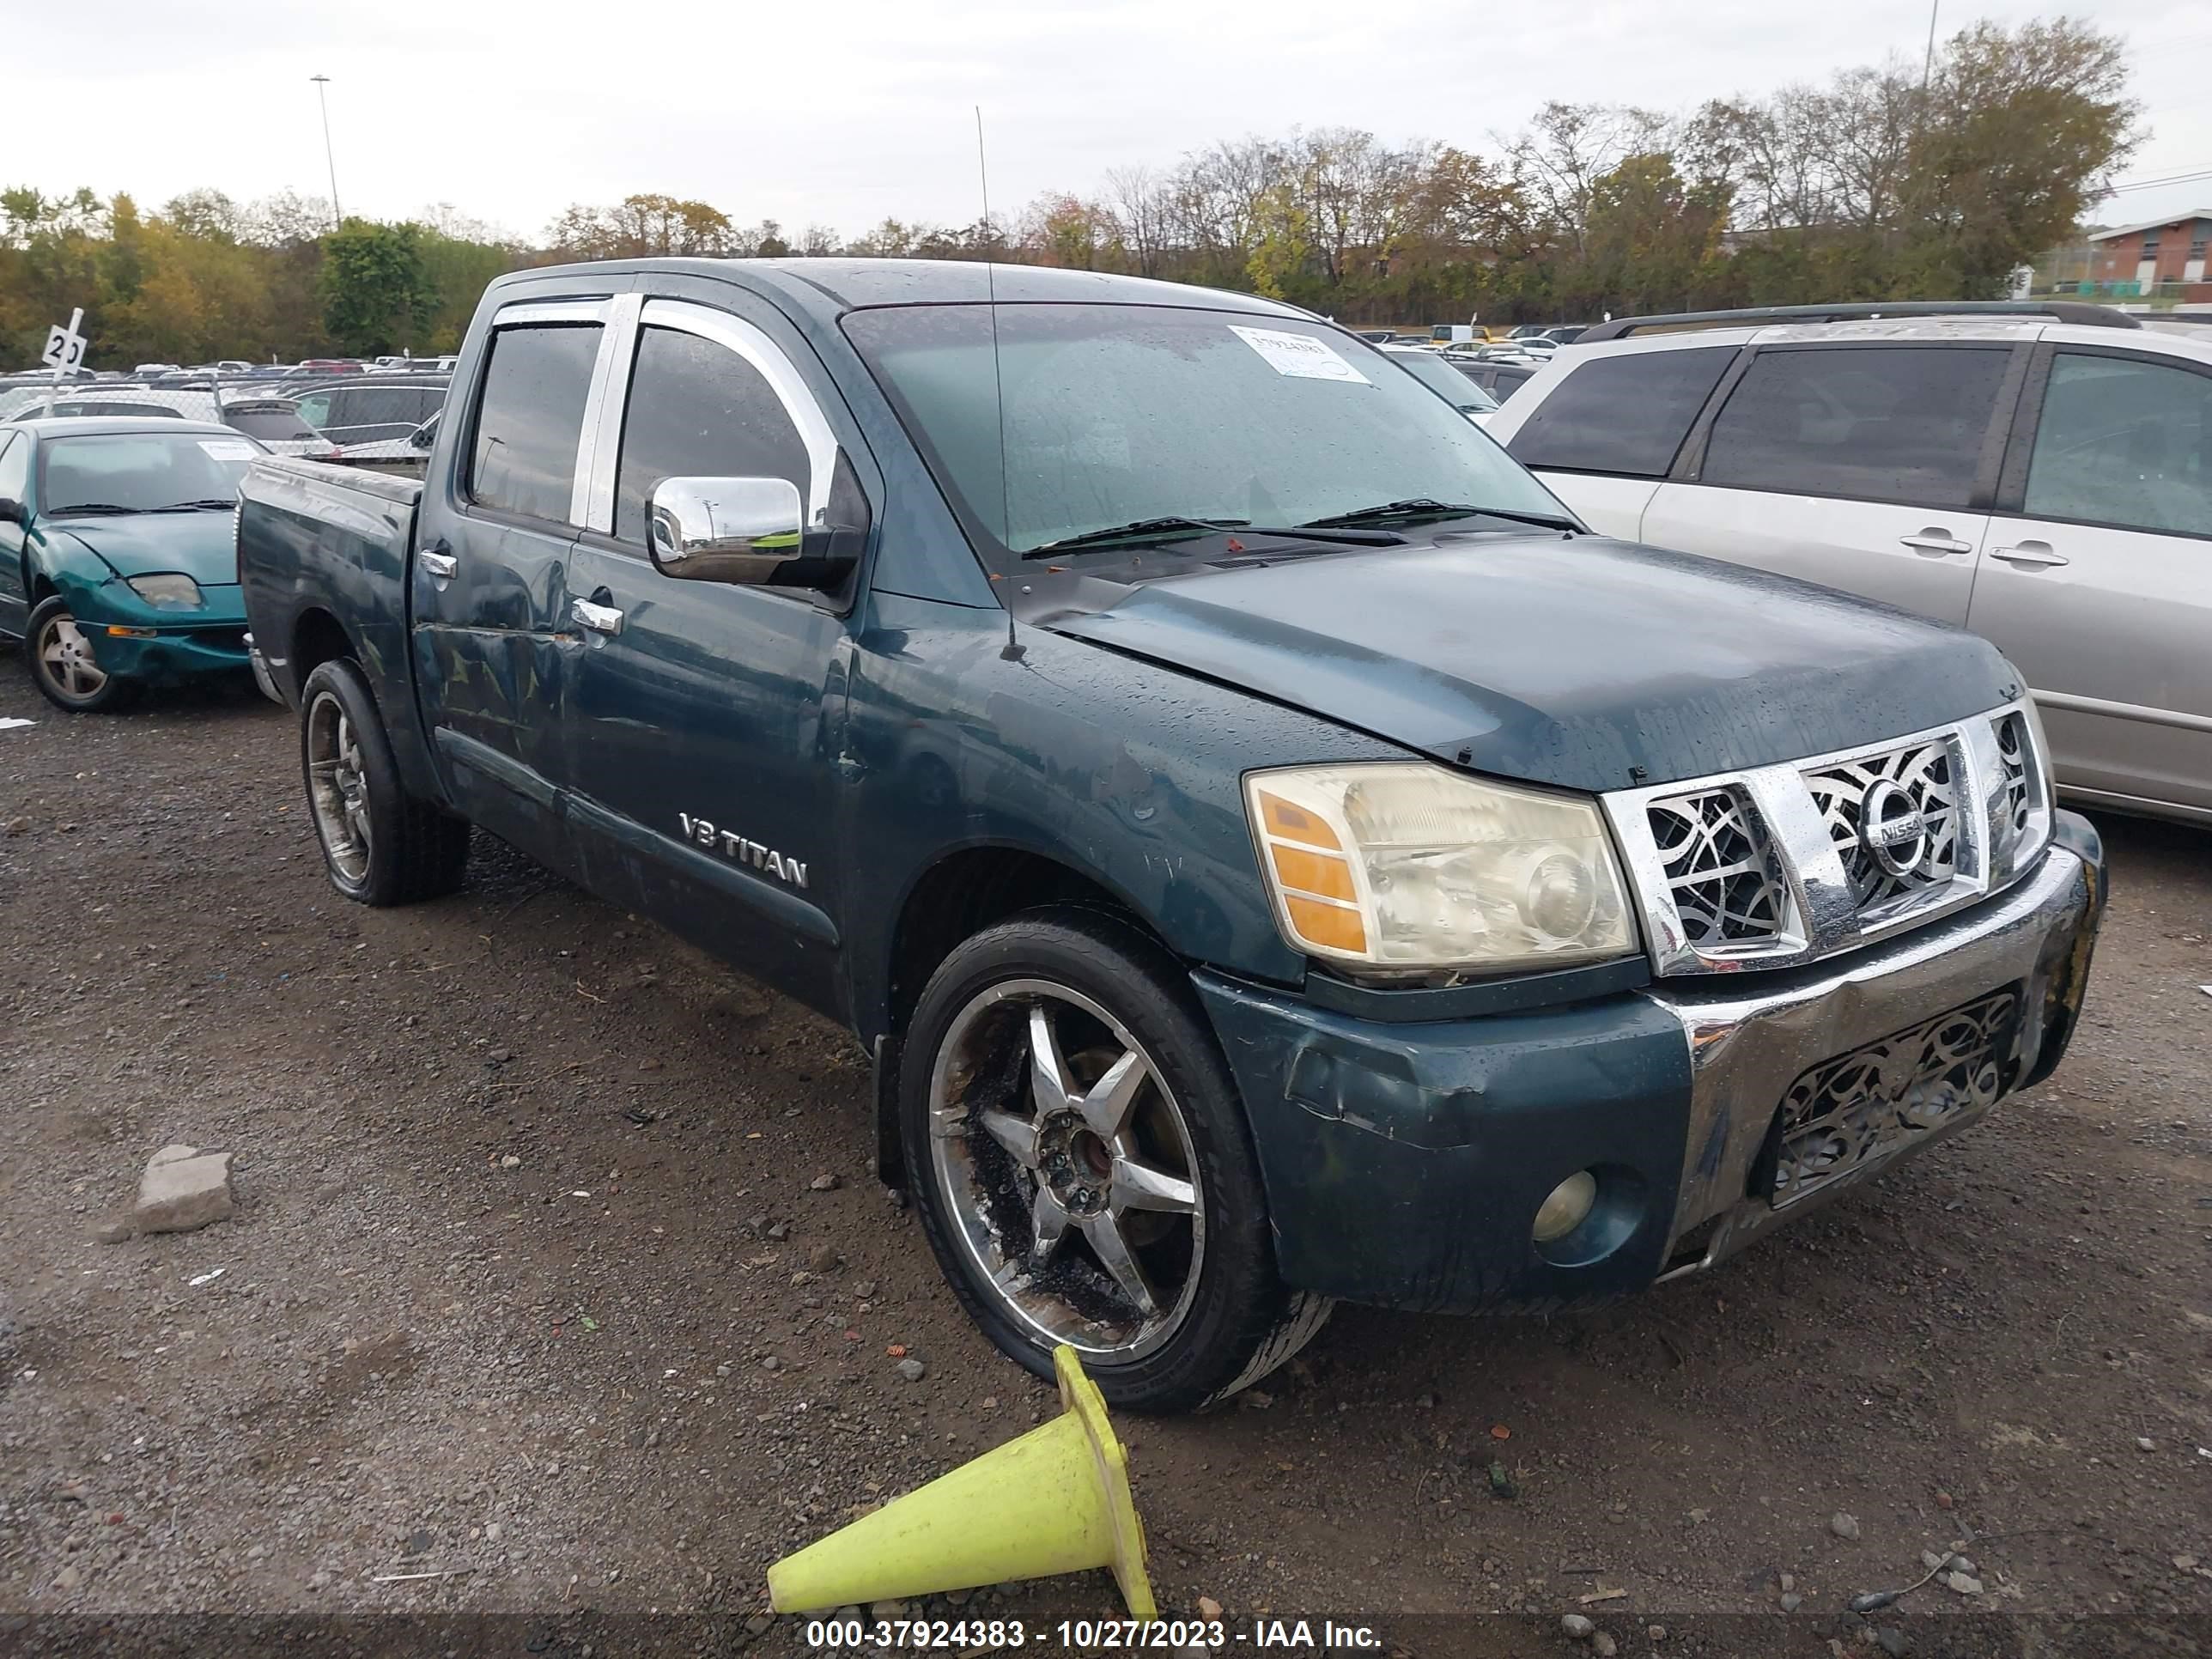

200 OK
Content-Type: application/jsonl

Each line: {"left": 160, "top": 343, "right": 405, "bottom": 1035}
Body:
{"left": 1230, "top": 325, "right": 1370, "bottom": 385}
{"left": 198, "top": 439, "right": 258, "bottom": 461}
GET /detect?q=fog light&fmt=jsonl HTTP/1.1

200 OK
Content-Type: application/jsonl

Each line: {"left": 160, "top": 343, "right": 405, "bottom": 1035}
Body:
{"left": 1533, "top": 1170, "right": 1598, "bottom": 1243}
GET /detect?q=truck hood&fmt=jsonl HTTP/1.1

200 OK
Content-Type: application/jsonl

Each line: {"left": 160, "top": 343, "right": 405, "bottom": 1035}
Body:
{"left": 1045, "top": 536, "right": 2017, "bottom": 794}
{"left": 51, "top": 514, "right": 239, "bottom": 586}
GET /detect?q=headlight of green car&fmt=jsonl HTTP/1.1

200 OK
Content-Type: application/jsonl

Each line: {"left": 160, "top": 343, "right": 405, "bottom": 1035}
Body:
{"left": 125, "top": 574, "right": 204, "bottom": 611}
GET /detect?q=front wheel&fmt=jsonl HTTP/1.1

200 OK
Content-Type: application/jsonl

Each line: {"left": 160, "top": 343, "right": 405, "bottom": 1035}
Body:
{"left": 900, "top": 908, "right": 1331, "bottom": 1413}
{"left": 299, "top": 658, "right": 470, "bottom": 906}
{"left": 27, "top": 596, "right": 135, "bottom": 713}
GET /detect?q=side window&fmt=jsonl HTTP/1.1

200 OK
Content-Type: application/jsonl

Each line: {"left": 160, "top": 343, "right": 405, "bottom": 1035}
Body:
{"left": 1507, "top": 347, "right": 1735, "bottom": 475}
{"left": 0, "top": 434, "right": 27, "bottom": 504}
{"left": 2022, "top": 352, "right": 2212, "bottom": 538}
{"left": 1701, "top": 346, "right": 2010, "bottom": 509}
{"left": 293, "top": 392, "right": 331, "bottom": 428}
{"left": 467, "top": 323, "right": 604, "bottom": 524}
{"left": 613, "top": 325, "right": 811, "bottom": 546}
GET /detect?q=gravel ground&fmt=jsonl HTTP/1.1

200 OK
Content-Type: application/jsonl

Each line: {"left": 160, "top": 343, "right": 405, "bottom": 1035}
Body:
{"left": 1, "top": 672, "right": 2207, "bottom": 1657}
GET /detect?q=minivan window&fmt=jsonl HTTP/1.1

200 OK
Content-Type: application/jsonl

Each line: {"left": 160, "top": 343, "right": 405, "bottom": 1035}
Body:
{"left": 1701, "top": 345, "right": 2010, "bottom": 509}
{"left": 1506, "top": 347, "right": 1735, "bottom": 476}
{"left": 467, "top": 324, "right": 603, "bottom": 524}
{"left": 845, "top": 303, "right": 1564, "bottom": 562}
{"left": 613, "top": 326, "right": 811, "bottom": 546}
{"left": 2022, "top": 351, "right": 2212, "bottom": 538}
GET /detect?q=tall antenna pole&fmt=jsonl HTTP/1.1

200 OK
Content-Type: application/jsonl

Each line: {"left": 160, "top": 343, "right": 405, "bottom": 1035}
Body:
{"left": 1921, "top": 0, "right": 1940, "bottom": 88}
{"left": 977, "top": 106, "right": 1023, "bottom": 662}
{"left": 311, "top": 75, "right": 343, "bottom": 230}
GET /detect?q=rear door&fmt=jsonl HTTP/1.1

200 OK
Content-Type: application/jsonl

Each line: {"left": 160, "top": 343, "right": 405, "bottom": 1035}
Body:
{"left": 557, "top": 291, "right": 865, "bottom": 1017}
{"left": 0, "top": 432, "right": 29, "bottom": 636}
{"left": 1641, "top": 343, "right": 2021, "bottom": 623}
{"left": 1970, "top": 344, "right": 2212, "bottom": 817}
{"left": 411, "top": 292, "right": 631, "bottom": 868}
{"left": 1504, "top": 345, "right": 1737, "bottom": 539}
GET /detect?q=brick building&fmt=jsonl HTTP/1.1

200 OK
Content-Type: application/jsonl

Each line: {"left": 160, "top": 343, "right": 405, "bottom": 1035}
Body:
{"left": 2087, "top": 211, "right": 2212, "bottom": 298}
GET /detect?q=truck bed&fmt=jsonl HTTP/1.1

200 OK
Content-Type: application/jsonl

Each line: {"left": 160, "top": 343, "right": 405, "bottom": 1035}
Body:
{"left": 236, "top": 457, "right": 424, "bottom": 767}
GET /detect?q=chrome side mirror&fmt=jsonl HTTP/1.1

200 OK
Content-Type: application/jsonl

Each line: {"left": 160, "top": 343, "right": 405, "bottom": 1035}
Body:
{"left": 647, "top": 476, "right": 806, "bottom": 585}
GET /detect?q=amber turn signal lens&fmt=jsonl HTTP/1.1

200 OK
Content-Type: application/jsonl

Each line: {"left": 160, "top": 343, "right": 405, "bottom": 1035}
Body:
{"left": 1283, "top": 894, "right": 1368, "bottom": 953}
{"left": 1258, "top": 791, "right": 1342, "bottom": 850}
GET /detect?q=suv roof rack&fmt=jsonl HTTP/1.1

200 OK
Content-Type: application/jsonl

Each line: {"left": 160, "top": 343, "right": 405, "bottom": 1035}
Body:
{"left": 1577, "top": 301, "right": 2141, "bottom": 343}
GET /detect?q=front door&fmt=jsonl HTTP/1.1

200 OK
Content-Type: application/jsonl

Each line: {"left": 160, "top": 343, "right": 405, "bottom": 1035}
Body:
{"left": 1971, "top": 347, "right": 2212, "bottom": 816}
{"left": 1645, "top": 343, "right": 2021, "bottom": 625}
{"left": 411, "top": 297, "right": 623, "bottom": 869}
{"left": 560, "top": 298, "right": 854, "bottom": 1016}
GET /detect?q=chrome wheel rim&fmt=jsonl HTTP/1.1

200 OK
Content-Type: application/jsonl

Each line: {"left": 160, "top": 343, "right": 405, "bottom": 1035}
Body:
{"left": 928, "top": 980, "right": 1205, "bottom": 1364}
{"left": 305, "top": 691, "right": 371, "bottom": 883}
{"left": 36, "top": 612, "right": 107, "bottom": 702}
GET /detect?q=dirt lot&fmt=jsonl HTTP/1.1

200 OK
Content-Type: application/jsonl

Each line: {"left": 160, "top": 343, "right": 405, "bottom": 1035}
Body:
{"left": 1, "top": 672, "right": 2208, "bottom": 1658}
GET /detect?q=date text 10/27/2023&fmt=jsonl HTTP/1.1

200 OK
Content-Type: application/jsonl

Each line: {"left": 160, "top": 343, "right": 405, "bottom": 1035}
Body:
{"left": 801, "top": 1617, "right": 1385, "bottom": 1650}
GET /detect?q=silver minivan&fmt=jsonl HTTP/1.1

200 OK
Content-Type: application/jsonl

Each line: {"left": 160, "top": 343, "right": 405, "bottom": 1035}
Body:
{"left": 1487, "top": 304, "right": 2212, "bottom": 825}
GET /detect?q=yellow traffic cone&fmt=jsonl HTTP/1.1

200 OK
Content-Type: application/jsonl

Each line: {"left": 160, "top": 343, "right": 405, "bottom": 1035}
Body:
{"left": 768, "top": 1345, "right": 1157, "bottom": 1620}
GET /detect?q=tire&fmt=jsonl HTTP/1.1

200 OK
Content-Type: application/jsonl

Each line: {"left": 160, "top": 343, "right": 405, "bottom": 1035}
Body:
{"left": 900, "top": 908, "right": 1331, "bottom": 1413}
{"left": 298, "top": 658, "right": 470, "bottom": 906}
{"left": 27, "top": 595, "right": 137, "bottom": 713}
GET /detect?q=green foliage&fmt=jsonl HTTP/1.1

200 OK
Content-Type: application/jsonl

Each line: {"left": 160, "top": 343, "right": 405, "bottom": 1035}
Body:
{"left": 319, "top": 220, "right": 439, "bottom": 356}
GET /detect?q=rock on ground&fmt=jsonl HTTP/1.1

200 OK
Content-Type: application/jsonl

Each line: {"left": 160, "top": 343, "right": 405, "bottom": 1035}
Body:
{"left": 131, "top": 1144, "right": 235, "bottom": 1235}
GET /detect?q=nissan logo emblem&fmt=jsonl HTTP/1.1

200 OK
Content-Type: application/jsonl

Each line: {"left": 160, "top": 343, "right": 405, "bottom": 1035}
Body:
{"left": 1860, "top": 779, "right": 1930, "bottom": 878}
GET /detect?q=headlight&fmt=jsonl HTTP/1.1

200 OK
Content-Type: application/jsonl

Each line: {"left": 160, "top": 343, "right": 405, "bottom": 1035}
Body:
{"left": 126, "top": 573, "right": 204, "bottom": 610}
{"left": 1245, "top": 763, "right": 1637, "bottom": 977}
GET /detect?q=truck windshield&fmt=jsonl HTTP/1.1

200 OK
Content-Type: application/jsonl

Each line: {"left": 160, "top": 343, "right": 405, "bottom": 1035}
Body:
{"left": 843, "top": 303, "right": 1565, "bottom": 562}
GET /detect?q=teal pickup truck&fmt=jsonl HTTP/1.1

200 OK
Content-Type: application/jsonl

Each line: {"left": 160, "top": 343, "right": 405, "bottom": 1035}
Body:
{"left": 237, "top": 260, "right": 2106, "bottom": 1410}
{"left": 0, "top": 417, "right": 264, "bottom": 711}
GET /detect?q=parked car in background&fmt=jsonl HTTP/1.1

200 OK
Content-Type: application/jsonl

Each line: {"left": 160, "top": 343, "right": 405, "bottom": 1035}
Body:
{"left": 1380, "top": 343, "right": 1500, "bottom": 422}
{"left": 1487, "top": 301, "right": 2212, "bottom": 824}
{"left": 238, "top": 258, "right": 2101, "bottom": 1412}
{"left": 1455, "top": 360, "right": 1541, "bottom": 403}
{"left": 0, "top": 386, "right": 339, "bottom": 459}
{"left": 289, "top": 377, "right": 449, "bottom": 446}
{"left": 0, "top": 418, "right": 267, "bottom": 710}
{"left": 329, "top": 410, "right": 440, "bottom": 471}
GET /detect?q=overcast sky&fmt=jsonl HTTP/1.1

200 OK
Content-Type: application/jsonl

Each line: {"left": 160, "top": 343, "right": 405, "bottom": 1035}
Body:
{"left": 15, "top": 1, "right": 2212, "bottom": 240}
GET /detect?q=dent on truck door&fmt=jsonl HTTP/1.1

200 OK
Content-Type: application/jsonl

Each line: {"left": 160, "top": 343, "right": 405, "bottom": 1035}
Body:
{"left": 411, "top": 313, "right": 605, "bottom": 868}
{"left": 558, "top": 305, "right": 851, "bottom": 1017}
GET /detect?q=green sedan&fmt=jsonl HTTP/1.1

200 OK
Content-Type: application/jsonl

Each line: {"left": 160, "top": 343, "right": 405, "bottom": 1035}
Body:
{"left": 0, "top": 417, "right": 269, "bottom": 711}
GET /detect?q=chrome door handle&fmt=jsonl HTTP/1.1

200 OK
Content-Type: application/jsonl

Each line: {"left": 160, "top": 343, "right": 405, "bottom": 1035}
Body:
{"left": 572, "top": 598, "right": 624, "bottom": 635}
{"left": 1990, "top": 540, "right": 2069, "bottom": 568}
{"left": 418, "top": 549, "right": 458, "bottom": 579}
{"left": 1899, "top": 530, "right": 1972, "bottom": 556}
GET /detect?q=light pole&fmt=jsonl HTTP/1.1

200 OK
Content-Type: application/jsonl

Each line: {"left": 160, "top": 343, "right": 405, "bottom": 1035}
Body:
{"left": 311, "top": 75, "right": 343, "bottom": 230}
{"left": 1921, "top": 0, "right": 1940, "bottom": 88}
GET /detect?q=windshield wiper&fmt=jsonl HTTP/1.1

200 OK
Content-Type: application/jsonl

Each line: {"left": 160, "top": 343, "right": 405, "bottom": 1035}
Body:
{"left": 150, "top": 499, "right": 238, "bottom": 512}
{"left": 1022, "top": 516, "right": 1249, "bottom": 557}
{"left": 1302, "top": 498, "right": 1582, "bottom": 534}
{"left": 49, "top": 503, "right": 143, "bottom": 516}
{"left": 1022, "top": 514, "right": 1402, "bottom": 559}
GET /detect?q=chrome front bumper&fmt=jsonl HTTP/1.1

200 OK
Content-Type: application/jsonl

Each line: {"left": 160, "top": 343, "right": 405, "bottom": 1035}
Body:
{"left": 1643, "top": 825, "right": 2101, "bottom": 1279}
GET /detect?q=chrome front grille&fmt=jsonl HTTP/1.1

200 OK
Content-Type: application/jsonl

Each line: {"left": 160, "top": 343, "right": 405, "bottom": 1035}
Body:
{"left": 1647, "top": 788, "right": 1791, "bottom": 947}
{"left": 1610, "top": 701, "right": 2051, "bottom": 977}
{"left": 1804, "top": 738, "right": 1960, "bottom": 909}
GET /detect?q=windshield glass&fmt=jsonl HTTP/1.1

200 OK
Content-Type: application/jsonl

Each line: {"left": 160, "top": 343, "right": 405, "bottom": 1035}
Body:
{"left": 39, "top": 431, "right": 265, "bottom": 514}
{"left": 843, "top": 303, "right": 1562, "bottom": 561}
{"left": 1387, "top": 351, "right": 1499, "bottom": 414}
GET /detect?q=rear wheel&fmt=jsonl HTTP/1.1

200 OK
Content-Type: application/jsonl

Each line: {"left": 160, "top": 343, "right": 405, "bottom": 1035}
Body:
{"left": 299, "top": 658, "right": 469, "bottom": 906}
{"left": 900, "top": 908, "right": 1330, "bottom": 1413}
{"left": 27, "top": 596, "right": 135, "bottom": 713}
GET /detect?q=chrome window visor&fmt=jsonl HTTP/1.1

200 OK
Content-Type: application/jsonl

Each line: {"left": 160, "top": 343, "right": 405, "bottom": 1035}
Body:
{"left": 483, "top": 295, "right": 633, "bottom": 529}
{"left": 572, "top": 297, "right": 842, "bottom": 538}
{"left": 1601, "top": 699, "right": 2051, "bottom": 977}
